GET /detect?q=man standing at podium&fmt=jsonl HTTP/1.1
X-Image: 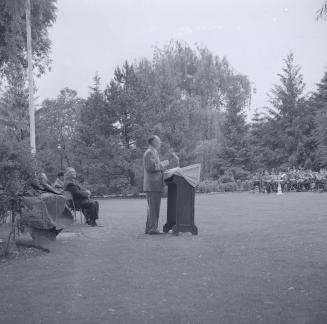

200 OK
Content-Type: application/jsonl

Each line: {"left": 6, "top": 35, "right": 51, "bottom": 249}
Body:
{"left": 143, "top": 135, "right": 169, "bottom": 234}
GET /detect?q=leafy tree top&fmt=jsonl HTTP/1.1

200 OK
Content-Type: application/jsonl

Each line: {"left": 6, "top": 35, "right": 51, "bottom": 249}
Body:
{"left": 0, "top": 0, "right": 57, "bottom": 81}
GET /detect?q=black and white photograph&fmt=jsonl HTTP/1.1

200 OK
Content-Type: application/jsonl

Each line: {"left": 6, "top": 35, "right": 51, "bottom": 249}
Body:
{"left": 0, "top": 1, "right": 327, "bottom": 323}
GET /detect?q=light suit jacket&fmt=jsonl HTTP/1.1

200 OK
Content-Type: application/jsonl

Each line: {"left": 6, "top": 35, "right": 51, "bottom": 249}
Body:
{"left": 143, "top": 147, "right": 164, "bottom": 192}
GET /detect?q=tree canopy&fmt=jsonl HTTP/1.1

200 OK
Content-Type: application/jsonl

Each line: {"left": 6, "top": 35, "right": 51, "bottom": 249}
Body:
{"left": 1, "top": 40, "right": 326, "bottom": 195}
{"left": 0, "top": 0, "right": 57, "bottom": 81}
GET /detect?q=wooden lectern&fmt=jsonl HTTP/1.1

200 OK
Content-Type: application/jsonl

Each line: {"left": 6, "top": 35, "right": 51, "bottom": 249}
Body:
{"left": 163, "top": 175, "right": 198, "bottom": 235}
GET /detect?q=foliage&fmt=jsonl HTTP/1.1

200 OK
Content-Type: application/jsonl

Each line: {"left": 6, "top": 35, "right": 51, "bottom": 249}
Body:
{"left": 0, "top": 70, "right": 29, "bottom": 141}
{"left": 34, "top": 41, "right": 251, "bottom": 194}
{"left": 1, "top": 41, "right": 327, "bottom": 197}
{"left": 197, "top": 180, "right": 239, "bottom": 193}
{"left": 34, "top": 46, "right": 327, "bottom": 194}
{"left": 248, "top": 53, "right": 320, "bottom": 170}
{"left": 0, "top": 0, "right": 57, "bottom": 81}
{"left": 0, "top": 137, "right": 37, "bottom": 221}
{"left": 316, "top": 1, "right": 327, "bottom": 20}
{"left": 35, "top": 88, "right": 84, "bottom": 178}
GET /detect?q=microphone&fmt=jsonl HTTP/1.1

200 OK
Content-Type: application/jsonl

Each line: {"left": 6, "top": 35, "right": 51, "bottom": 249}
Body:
{"left": 171, "top": 152, "right": 180, "bottom": 167}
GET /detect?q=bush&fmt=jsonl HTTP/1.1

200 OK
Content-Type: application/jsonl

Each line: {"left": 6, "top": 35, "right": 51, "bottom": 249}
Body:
{"left": 223, "top": 182, "right": 238, "bottom": 192}
{"left": 197, "top": 179, "right": 252, "bottom": 193}
{"left": 218, "top": 174, "right": 235, "bottom": 184}
{"left": 198, "top": 180, "right": 221, "bottom": 193}
{"left": 0, "top": 139, "right": 37, "bottom": 222}
{"left": 89, "top": 183, "right": 109, "bottom": 196}
{"left": 230, "top": 167, "right": 250, "bottom": 181}
{"left": 240, "top": 180, "right": 252, "bottom": 191}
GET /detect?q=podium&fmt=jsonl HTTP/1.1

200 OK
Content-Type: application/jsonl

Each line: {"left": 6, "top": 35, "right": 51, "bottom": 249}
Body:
{"left": 163, "top": 174, "right": 198, "bottom": 235}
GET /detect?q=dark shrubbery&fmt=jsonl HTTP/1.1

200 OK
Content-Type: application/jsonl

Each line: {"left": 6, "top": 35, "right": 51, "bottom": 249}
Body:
{"left": 0, "top": 139, "right": 37, "bottom": 222}
{"left": 198, "top": 180, "right": 242, "bottom": 193}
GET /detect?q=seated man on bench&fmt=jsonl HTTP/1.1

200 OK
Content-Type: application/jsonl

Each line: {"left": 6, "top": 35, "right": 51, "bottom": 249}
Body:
{"left": 64, "top": 167, "right": 99, "bottom": 226}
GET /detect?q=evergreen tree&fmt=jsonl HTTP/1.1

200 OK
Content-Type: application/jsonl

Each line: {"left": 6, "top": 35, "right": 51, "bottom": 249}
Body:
{"left": 219, "top": 74, "right": 251, "bottom": 170}
{"left": 267, "top": 53, "right": 308, "bottom": 167}
{"left": 312, "top": 71, "right": 327, "bottom": 168}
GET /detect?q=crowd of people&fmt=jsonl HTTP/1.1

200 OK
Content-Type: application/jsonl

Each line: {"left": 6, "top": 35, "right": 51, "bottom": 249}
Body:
{"left": 251, "top": 168, "right": 327, "bottom": 193}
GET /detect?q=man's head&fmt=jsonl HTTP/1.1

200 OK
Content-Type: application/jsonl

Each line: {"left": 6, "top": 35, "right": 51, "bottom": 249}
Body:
{"left": 148, "top": 135, "right": 161, "bottom": 150}
{"left": 57, "top": 172, "right": 64, "bottom": 180}
{"left": 64, "top": 167, "right": 77, "bottom": 183}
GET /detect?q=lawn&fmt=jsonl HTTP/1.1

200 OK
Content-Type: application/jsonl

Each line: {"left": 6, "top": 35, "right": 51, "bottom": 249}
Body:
{"left": 0, "top": 192, "right": 327, "bottom": 324}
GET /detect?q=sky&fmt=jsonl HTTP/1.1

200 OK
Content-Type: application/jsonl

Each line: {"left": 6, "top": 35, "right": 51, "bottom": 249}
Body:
{"left": 36, "top": 0, "right": 327, "bottom": 117}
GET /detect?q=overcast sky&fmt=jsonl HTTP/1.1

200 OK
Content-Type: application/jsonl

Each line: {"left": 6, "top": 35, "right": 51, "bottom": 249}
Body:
{"left": 36, "top": 0, "right": 327, "bottom": 116}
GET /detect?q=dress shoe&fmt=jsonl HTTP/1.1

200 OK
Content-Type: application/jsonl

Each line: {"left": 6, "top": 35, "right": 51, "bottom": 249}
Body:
{"left": 149, "top": 229, "right": 161, "bottom": 235}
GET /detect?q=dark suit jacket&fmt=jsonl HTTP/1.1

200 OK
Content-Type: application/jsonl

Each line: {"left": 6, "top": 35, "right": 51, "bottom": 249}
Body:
{"left": 65, "top": 182, "right": 89, "bottom": 209}
{"left": 143, "top": 147, "right": 163, "bottom": 192}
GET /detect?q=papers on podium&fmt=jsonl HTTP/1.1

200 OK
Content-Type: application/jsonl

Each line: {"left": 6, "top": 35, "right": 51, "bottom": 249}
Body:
{"left": 164, "top": 163, "right": 201, "bottom": 187}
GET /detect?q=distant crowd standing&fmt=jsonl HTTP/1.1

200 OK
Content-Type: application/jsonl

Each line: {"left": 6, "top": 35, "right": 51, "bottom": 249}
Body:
{"left": 251, "top": 168, "right": 327, "bottom": 193}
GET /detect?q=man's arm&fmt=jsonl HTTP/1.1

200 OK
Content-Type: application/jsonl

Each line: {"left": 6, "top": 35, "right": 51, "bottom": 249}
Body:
{"left": 66, "top": 184, "right": 89, "bottom": 199}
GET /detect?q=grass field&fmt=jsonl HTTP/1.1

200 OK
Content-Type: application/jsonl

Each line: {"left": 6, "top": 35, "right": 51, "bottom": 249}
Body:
{"left": 0, "top": 192, "right": 327, "bottom": 324}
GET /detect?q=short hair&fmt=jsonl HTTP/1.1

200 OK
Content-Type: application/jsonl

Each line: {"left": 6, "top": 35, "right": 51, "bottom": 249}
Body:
{"left": 57, "top": 172, "right": 64, "bottom": 177}
{"left": 148, "top": 135, "right": 157, "bottom": 145}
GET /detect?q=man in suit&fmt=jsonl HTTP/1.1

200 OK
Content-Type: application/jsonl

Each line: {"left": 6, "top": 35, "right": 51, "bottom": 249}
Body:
{"left": 143, "top": 135, "right": 169, "bottom": 234}
{"left": 64, "top": 167, "right": 99, "bottom": 226}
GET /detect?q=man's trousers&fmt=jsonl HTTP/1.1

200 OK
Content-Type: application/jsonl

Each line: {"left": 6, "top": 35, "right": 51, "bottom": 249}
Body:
{"left": 145, "top": 191, "right": 162, "bottom": 233}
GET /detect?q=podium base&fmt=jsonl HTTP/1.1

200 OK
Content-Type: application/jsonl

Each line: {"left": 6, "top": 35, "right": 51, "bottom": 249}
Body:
{"left": 163, "top": 223, "right": 198, "bottom": 236}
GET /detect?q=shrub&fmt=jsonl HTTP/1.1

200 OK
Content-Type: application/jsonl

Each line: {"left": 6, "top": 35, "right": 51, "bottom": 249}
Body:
{"left": 218, "top": 174, "right": 235, "bottom": 184}
{"left": 89, "top": 183, "right": 109, "bottom": 196}
{"left": 198, "top": 180, "right": 221, "bottom": 193}
{"left": 197, "top": 179, "right": 252, "bottom": 193}
{"left": 240, "top": 180, "right": 252, "bottom": 191}
{"left": 230, "top": 167, "right": 251, "bottom": 181}
{"left": 223, "top": 182, "right": 238, "bottom": 192}
{"left": 0, "top": 139, "right": 37, "bottom": 222}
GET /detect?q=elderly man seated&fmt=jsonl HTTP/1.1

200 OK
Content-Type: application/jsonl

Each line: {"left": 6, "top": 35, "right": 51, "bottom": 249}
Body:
{"left": 64, "top": 167, "right": 99, "bottom": 226}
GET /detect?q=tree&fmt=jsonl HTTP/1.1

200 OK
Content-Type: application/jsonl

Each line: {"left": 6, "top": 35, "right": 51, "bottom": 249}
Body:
{"left": 218, "top": 74, "right": 251, "bottom": 171}
{"left": 36, "top": 88, "right": 84, "bottom": 175}
{"left": 0, "top": 0, "right": 57, "bottom": 81}
{"left": 0, "top": 70, "right": 29, "bottom": 141}
{"left": 73, "top": 74, "right": 124, "bottom": 193}
{"left": 78, "top": 73, "right": 115, "bottom": 146}
{"left": 0, "top": 136, "right": 37, "bottom": 222}
{"left": 104, "top": 62, "right": 150, "bottom": 189}
{"left": 312, "top": 71, "right": 327, "bottom": 168}
{"left": 269, "top": 53, "right": 306, "bottom": 124}
{"left": 316, "top": 1, "right": 327, "bottom": 20}
{"left": 267, "top": 53, "right": 308, "bottom": 167}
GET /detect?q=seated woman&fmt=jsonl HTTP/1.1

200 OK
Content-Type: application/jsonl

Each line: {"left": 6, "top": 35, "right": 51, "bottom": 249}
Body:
{"left": 21, "top": 174, "right": 68, "bottom": 238}
{"left": 34, "top": 172, "right": 74, "bottom": 225}
{"left": 64, "top": 167, "right": 99, "bottom": 226}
